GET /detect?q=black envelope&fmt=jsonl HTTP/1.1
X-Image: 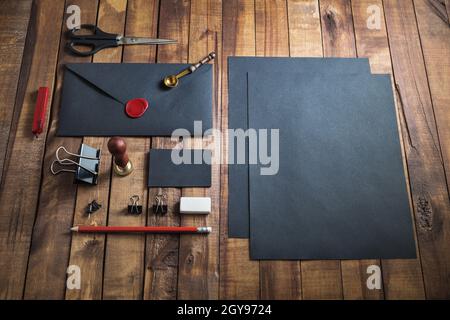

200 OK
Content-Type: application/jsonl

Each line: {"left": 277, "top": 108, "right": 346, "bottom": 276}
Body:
{"left": 58, "top": 63, "right": 212, "bottom": 136}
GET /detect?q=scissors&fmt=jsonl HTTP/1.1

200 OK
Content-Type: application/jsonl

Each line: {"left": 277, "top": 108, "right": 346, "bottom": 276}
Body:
{"left": 67, "top": 24, "right": 177, "bottom": 57}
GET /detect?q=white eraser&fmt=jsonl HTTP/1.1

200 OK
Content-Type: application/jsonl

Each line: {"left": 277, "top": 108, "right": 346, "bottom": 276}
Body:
{"left": 180, "top": 197, "right": 211, "bottom": 214}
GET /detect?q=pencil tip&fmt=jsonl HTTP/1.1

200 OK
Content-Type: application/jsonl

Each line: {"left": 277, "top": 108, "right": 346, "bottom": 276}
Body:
{"left": 70, "top": 226, "right": 78, "bottom": 232}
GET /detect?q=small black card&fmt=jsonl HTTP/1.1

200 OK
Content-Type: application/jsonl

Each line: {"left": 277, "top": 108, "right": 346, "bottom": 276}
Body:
{"left": 148, "top": 149, "right": 211, "bottom": 188}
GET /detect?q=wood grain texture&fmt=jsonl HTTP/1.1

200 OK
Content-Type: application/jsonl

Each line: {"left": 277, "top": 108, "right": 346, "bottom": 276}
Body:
{"left": 414, "top": 0, "right": 450, "bottom": 193}
{"left": 66, "top": 0, "right": 124, "bottom": 300}
{"left": 352, "top": 0, "right": 390, "bottom": 73}
{"left": 144, "top": 138, "right": 182, "bottom": 300}
{"left": 425, "top": 0, "right": 449, "bottom": 23}
{"left": 301, "top": 261, "right": 343, "bottom": 300}
{"left": 255, "top": 0, "right": 289, "bottom": 57}
{"left": 142, "top": 0, "right": 189, "bottom": 300}
{"left": 0, "top": 0, "right": 449, "bottom": 300}
{"left": 63, "top": 0, "right": 110, "bottom": 300}
{"left": 352, "top": 0, "right": 426, "bottom": 300}
{"left": 287, "top": 0, "right": 322, "bottom": 57}
{"left": 122, "top": 0, "right": 158, "bottom": 63}
{"left": 102, "top": 0, "right": 154, "bottom": 300}
{"left": 177, "top": 0, "right": 222, "bottom": 300}
{"left": 65, "top": 136, "right": 111, "bottom": 300}
{"left": 219, "top": 0, "right": 260, "bottom": 300}
{"left": 24, "top": 0, "right": 99, "bottom": 300}
{"left": 320, "top": 0, "right": 355, "bottom": 57}
{"left": 0, "top": 0, "right": 65, "bottom": 299}
{"left": 0, "top": 0, "right": 32, "bottom": 183}
{"left": 383, "top": 0, "right": 450, "bottom": 299}
{"left": 446, "top": 0, "right": 450, "bottom": 21}
{"left": 90, "top": 0, "right": 147, "bottom": 300}
{"left": 255, "top": 0, "right": 301, "bottom": 300}
{"left": 320, "top": 0, "right": 383, "bottom": 300}
{"left": 102, "top": 134, "right": 149, "bottom": 300}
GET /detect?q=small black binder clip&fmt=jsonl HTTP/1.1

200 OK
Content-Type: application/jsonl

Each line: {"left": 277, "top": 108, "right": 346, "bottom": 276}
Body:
{"left": 128, "top": 195, "right": 143, "bottom": 214}
{"left": 50, "top": 144, "right": 100, "bottom": 185}
{"left": 152, "top": 188, "right": 168, "bottom": 214}
{"left": 86, "top": 200, "right": 101, "bottom": 215}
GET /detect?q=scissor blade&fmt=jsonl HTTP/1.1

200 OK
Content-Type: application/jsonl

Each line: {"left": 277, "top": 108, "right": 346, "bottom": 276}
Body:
{"left": 119, "top": 36, "right": 177, "bottom": 45}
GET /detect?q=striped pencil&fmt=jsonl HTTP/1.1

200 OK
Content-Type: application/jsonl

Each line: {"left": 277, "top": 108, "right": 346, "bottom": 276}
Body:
{"left": 70, "top": 225, "right": 211, "bottom": 234}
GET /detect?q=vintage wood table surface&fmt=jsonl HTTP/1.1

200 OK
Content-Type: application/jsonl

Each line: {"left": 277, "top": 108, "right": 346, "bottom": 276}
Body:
{"left": 0, "top": 0, "right": 449, "bottom": 300}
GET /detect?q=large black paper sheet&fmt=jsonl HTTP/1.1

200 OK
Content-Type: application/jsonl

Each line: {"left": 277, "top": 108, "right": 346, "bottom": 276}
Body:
{"left": 228, "top": 57, "right": 371, "bottom": 238}
{"left": 58, "top": 63, "right": 212, "bottom": 136}
{"left": 248, "top": 72, "right": 416, "bottom": 259}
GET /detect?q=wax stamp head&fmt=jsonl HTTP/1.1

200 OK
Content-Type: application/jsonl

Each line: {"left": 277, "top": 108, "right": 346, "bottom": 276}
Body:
{"left": 107, "top": 136, "right": 133, "bottom": 176}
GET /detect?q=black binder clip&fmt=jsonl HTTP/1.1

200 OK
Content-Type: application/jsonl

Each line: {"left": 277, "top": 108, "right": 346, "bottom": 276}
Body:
{"left": 152, "top": 188, "right": 168, "bottom": 214}
{"left": 128, "top": 195, "right": 143, "bottom": 214}
{"left": 86, "top": 200, "right": 101, "bottom": 215}
{"left": 50, "top": 144, "right": 100, "bottom": 185}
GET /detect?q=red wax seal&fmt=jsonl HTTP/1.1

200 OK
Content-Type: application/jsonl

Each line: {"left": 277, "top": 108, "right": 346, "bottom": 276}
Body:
{"left": 125, "top": 98, "right": 149, "bottom": 118}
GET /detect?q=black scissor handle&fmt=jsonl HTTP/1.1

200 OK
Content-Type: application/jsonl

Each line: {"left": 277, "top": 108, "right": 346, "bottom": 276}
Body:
{"left": 67, "top": 24, "right": 119, "bottom": 56}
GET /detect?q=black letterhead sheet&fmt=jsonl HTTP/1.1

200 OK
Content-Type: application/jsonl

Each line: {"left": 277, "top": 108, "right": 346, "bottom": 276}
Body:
{"left": 227, "top": 57, "right": 371, "bottom": 237}
{"left": 248, "top": 72, "right": 416, "bottom": 259}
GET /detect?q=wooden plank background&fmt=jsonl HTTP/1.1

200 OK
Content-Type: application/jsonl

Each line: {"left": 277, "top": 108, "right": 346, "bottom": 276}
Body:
{"left": 0, "top": 0, "right": 448, "bottom": 299}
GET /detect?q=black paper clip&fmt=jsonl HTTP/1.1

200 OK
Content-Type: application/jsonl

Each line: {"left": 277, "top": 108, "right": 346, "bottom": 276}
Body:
{"left": 50, "top": 144, "right": 100, "bottom": 185}
{"left": 128, "top": 195, "right": 143, "bottom": 214}
{"left": 153, "top": 188, "right": 168, "bottom": 214}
